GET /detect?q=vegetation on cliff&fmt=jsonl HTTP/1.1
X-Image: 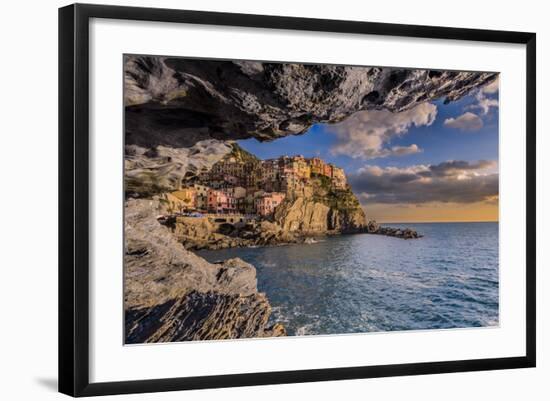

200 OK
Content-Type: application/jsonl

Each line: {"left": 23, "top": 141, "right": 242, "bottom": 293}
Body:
{"left": 311, "top": 174, "right": 363, "bottom": 214}
{"left": 225, "top": 142, "right": 260, "bottom": 164}
{"left": 274, "top": 174, "right": 367, "bottom": 234}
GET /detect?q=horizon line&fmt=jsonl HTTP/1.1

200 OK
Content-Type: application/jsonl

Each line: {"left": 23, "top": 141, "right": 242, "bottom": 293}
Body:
{"left": 377, "top": 220, "right": 499, "bottom": 224}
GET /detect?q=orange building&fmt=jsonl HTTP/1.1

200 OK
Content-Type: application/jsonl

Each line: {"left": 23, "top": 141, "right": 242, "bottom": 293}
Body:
{"left": 161, "top": 188, "right": 197, "bottom": 214}
{"left": 323, "top": 163, "right": 333, "bottom": 177}
{"left": 308, "top": 157, "right": 324, "bottom": 175}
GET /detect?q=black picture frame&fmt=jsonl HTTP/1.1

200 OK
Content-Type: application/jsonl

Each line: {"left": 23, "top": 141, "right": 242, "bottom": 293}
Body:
{"left": 59, "top": 3, "right": 536, "bottom": 397}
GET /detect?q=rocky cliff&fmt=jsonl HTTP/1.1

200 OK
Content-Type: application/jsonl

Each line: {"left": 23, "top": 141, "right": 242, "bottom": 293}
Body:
{"left": 125, "top": 56, "right": 497, "bottom": 146}
{"left": 125, "top": 199, "right": 285, "bottom": 343}
{"left": 125, "top": 139, "right": 232, "bottom": 197}
{"left": 275, "top": 175, "right": 367, "bottom": 234}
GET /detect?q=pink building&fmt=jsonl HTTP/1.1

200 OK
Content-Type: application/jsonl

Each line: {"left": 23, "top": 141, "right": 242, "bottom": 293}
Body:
{"left": 255, "top": 192, "right": 286, "bottom": 217}
{"left": 207, "top": 189, "right": 236, "bottom": 214}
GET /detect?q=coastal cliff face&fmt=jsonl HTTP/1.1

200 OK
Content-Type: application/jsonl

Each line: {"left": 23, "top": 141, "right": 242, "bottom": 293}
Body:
{"left": 125, "top": 199, "right": 285, "bottom": 343}
{"left": 274, "top": 175, "right": 367, "bottom": 234}
{"left": 275, "top": 198, "right": 331, "bottom": 233}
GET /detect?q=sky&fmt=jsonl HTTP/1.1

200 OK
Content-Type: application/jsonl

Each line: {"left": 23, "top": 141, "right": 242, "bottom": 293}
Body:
{"left": 238, "top": 77, "right": 499, "bottom": 223}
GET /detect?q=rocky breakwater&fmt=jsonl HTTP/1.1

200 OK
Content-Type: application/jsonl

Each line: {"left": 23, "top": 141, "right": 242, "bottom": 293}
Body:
{"left": 366, "top": 220, "right": 422, "bottom": 240}
{"left": 125, "top": 199, "right": 285, "bottom": 343}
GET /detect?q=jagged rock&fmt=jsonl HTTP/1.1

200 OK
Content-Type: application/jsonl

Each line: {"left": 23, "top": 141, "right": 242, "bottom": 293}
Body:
{"left": 126, "top": 290, "right": 284, "bottom": 343}
{"left": 259, "top": 220, "right": 282, "bottom": 233}
{"left": 125, "top": 56, "right": 498, "bottom": 148}
{"left": 125, "top": 139, "right": 232, "bottom": 197}
{"left": 375, "top": 225, "right": 422, "bottom": 240}
{"left": 274, "top": 196, "right": 367, "bottom": 234}
{"left": 171, "top": 215, "right": 216, "bottom": 244}
{"left": 275, "top": 197, "right": 331, "bottom": 233}
{"left": 367, "top": 220, "right": 381, "bottom": 233}
{"left": 124, "top": 198, "right": 285, "bottom": 342}
{"left": 264, "top": 323, "right": 287, "bottom": 337}
{"left": 165, "top": 214, "right": 302, "bottom": 250}
{"left": 329, "top": 207, "right": 367, "bottom": 233}
{"left": 274, "top": 175, "right": 367, "bottom": 234}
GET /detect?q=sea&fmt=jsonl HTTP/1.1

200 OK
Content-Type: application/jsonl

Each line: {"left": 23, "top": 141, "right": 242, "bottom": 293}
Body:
{"left": 197, "top": 222, "right": 499, "bottom": 336}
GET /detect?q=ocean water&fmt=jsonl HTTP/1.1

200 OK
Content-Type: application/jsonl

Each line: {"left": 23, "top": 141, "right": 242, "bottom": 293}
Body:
{"left": 197, "top": 222, "right": 499, "bottom": 336}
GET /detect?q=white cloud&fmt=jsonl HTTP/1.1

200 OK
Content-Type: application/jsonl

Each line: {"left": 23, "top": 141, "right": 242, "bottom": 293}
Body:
{"left": 471, "top": 91, "right": 499, "bottom": 115}
{"left": 467, "top": 77, "right": 499, "bottom": 115}
{"left": 390, "top": 144, "right": 422, "bottom": 156}
{"left": 443, "top": 112, "right": 484, "bottom": 131}
{"left": 328, "top": 102, "right": 437, "bottom": 159}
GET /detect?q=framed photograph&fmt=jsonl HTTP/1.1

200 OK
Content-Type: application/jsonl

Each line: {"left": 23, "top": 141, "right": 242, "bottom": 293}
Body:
{"left": 59, "top": 3, "right": 536, "bottom": 397}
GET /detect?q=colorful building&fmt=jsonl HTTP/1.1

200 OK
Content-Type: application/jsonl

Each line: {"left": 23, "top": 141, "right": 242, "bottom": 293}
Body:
{"left": 192, "top": 184, "right": 209, "bottom": 211}
{"left": 280, "top": 172, "right": 303, "bottom": 193}
{"left": 198, "top": 153, "right": 346, "bottom": 215}
{"left": 293, "top": 155, "right": 311, "bottom": 179}
{"left": 261, "top": 159, "right": 280, "bottom": 182}
{"left": 207, "top": 189, "right": 234, "bottom": 214}
{"left": 222, "top": 186, "right": 246, "bottom": 200}
{"left": 308, "top": 157, "right": 325, "bottom": 175}
{"left": 323, "top": 163, "right": 333, "bottom": 178}
{"left": 255, "top": 192, "right": 286, "bottom": 217}
{"left": 165, "top": 187, "right": 197, "bottom": 213}
{"left": 331, "top": 166, "right": 347, "bottom": 188}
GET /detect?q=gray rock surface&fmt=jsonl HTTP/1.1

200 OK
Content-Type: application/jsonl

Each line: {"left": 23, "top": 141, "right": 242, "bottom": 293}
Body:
{"left": 125, "top": 55, "right": 498, "bottom": 147}
{"left": 125, "top": 139, "right": 232, "bottom": 197}
{"left": 125, "top": 198, "right": 284, "bottom": 342}
{"left": 126, "top": 291, "right": 286, "bottom": 343}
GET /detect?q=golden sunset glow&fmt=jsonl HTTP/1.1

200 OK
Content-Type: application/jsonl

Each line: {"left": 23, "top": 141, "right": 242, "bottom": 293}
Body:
{"left": 365, "top": 201, "right": 499, "bottom": 223}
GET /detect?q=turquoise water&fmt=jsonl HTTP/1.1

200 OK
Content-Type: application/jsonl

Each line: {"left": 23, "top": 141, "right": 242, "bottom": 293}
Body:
{"left": 197, "top": 222, "right": 499, "bottom": 336}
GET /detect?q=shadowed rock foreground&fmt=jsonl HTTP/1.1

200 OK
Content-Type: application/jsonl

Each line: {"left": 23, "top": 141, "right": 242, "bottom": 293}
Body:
{"left": 125, "top": 199, "right": 285, "bottom": 343}
{"left": 124, "top": 56, "right": 495, "bottom": 343}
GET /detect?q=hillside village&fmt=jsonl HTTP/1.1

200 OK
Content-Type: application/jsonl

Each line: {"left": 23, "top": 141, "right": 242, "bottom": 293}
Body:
{"left": 161, "top": 145, "right": 348, "bottom": 219}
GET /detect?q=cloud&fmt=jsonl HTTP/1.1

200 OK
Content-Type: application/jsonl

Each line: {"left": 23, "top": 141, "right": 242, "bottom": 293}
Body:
{"left": 444, "top": 112, "right": 484, "bottom": 131}
{"left": 471, "top": 91, "right": 499, "bottom": 115}
{"left": 348, "top": 160, "right": 498, "bottom": 204}
{"left": 466, "top": 77, "right": 499, "bottom": 115}
{"left": 390, "top": 144, "right": 422, "bottom": 156}
{"left": 481, "top": 76, "right": 499, "bottom": 94}
{"left": 444, "top": 78, "right": 499, "bottom": 132}
{"left": 328, "top": 102, "right": 437, "bottom": 159}
{"left": 427, "top": 160, "right": 496, "bottom": 176}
